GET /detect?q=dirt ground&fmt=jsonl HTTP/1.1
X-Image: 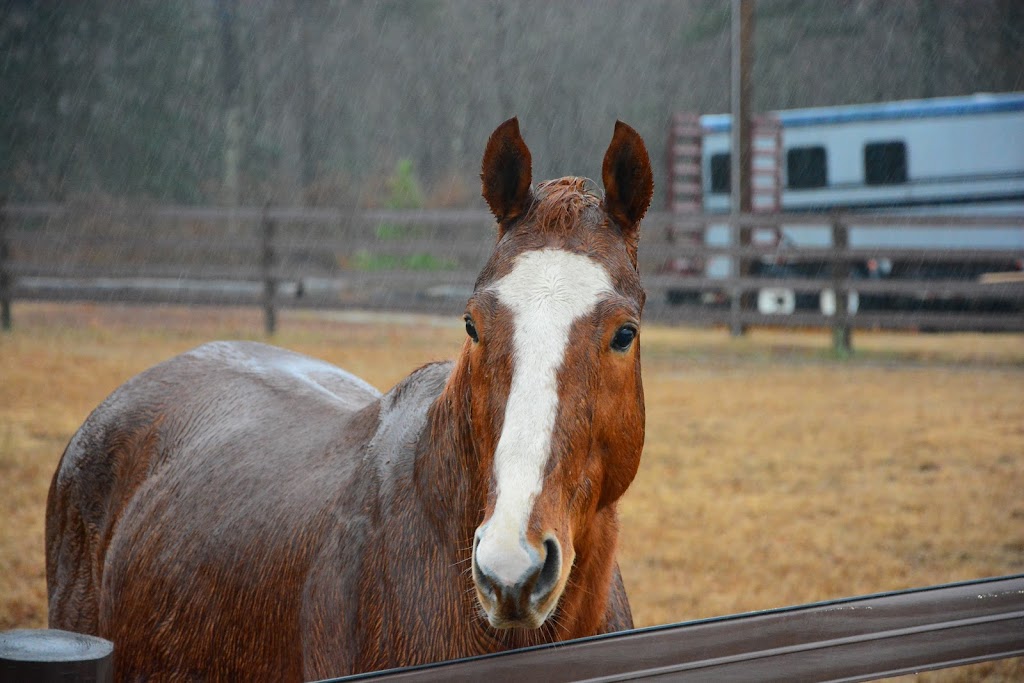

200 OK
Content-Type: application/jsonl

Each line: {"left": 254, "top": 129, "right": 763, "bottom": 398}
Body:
{"left": 1, "top": 302, "right": 1021, "bottom": 680}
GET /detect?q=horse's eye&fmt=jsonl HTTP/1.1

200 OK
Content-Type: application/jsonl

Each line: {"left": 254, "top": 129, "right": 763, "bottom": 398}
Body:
{"left": 464, "top": 316, "right": 479, "bottom": 343}
{"left": 610, "top": 324, "right": 637, "bottom": 352}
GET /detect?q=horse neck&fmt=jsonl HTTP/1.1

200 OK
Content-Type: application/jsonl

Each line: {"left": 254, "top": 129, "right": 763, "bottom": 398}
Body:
{"left": 413, "top": 351, "right": 481, "bottom": 543}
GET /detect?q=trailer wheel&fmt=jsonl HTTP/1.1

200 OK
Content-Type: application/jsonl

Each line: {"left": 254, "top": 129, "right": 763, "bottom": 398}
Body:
{"left": 757, "top": 288, "right": 796, "bottom": 315}
{"left": 820, "top": 289, "right": 859, "bottom": 316}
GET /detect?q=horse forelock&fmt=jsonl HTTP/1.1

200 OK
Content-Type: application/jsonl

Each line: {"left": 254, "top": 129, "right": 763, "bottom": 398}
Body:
{"left": 476, "top": 175, "right": 641, "bottom": 300}
{"left": 527, "top": 177, "right": 603, "bottom": 237}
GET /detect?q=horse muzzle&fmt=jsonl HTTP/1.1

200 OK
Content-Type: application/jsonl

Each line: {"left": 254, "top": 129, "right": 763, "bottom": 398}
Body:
{"left": 471, "top": 530, "right": 565, "bottom": 629}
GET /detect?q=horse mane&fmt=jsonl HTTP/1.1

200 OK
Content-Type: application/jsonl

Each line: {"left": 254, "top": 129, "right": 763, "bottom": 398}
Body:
{"left": 527, "top": 177, "right": 604, "bottom": 236}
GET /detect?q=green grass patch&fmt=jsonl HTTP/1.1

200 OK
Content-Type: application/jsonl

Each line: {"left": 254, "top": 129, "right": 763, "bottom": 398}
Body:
{"left": 374, "top": 222, "right": 426, "bottom": 240}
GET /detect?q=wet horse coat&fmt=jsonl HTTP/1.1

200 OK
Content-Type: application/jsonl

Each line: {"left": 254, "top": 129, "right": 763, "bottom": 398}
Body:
{"left": 46, "top": 118, "right": 654, "bottom": 680}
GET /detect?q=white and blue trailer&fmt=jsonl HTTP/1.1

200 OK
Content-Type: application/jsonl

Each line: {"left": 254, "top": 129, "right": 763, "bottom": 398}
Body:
{"left": 673, "top": 92, "right": 1024, "bottom": 314}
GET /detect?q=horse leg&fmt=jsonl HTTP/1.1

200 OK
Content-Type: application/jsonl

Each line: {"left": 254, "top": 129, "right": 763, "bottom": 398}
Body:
{"left": 45, "top": 443, "right": 102, "bottom": 633}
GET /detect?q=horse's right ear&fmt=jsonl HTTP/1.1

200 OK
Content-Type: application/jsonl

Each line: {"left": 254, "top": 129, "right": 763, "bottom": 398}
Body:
{"left": 481, "top": 117, "right": 533, "bottom": 227}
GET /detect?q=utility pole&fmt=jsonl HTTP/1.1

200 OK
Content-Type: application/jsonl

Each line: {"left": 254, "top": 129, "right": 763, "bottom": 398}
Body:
{"left": 729, "top": 0, "right": 754, "bottom": 337}
{"left": 295, "top": 2, "right": 316, "bottom": 201}
{"left": 218, "top": 0, "right": 242, "bottom": 233}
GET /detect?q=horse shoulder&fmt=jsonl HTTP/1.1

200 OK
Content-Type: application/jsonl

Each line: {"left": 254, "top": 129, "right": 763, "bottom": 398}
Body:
{"left": 301, "top": 360, "right": 460, "bottom": 678}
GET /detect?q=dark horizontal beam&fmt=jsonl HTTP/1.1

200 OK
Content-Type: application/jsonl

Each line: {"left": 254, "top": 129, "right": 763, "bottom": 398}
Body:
{"left": 13, "top": 231, "right": 1019, "bottom": 268}
{"left": 4, "top": 203, "right": 1024, "bottom": 228}
{"left": 9, "top": 231, "right": 493, "bottom": 263}
{"left": 319, "top": 574, "right": 1024, "bottom": 683}
{"left": 0, "top": 203, "right": 497, "bottom": 227}
{"left": 11, "top": 288, "right": 468, "bottom": 317}
{"left": 9, "top": 265, "right": 479, "bottom": 286}
{"left": 13, "top": 285, "right": 1023, "bottom": 331}
{"left": 12, "top": 269, "right": 1023, "bottom": 306}
{"left": 659, "top": 211, "right": 1024, "bottom": 228}
{"left": 644, "top": 275, "right": 1024, "bottom": 299}
{"left": 644, "top": 304, "right": 1024, "bottom": 332}
{"left": 638, "top": 243, "right": 1024, "bottom": 263}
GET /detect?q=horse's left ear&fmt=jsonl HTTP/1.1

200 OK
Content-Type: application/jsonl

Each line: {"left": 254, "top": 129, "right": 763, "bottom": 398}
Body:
{"left": 602, "top": 121, "right": 654, "bottom": 255}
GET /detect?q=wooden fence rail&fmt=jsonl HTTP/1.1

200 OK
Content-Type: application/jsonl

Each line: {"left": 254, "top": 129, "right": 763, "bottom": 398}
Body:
{"left": 1, "top": 203, "right": 1022, "bottom": 351}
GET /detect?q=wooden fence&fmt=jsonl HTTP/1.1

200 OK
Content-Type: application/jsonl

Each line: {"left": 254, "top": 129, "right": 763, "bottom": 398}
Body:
{"left": 1, "top": 203, "right": 1022, "bottom": 350}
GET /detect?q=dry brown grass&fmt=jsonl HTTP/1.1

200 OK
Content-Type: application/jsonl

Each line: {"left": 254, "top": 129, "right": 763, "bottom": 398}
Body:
{"left": 2, "top": 302, "right": 1022, "bottom": 680}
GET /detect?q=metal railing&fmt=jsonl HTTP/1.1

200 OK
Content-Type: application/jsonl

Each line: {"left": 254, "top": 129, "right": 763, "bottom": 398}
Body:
{"left": 5, "top": 575, "right": 1021, "bottom": 682}
{"left": 322, "top": 574, "right": 1024, "bottom": 683}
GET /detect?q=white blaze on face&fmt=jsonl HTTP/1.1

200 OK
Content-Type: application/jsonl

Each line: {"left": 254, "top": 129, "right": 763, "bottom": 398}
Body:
{"left": 474, "top": 248, "right": 613, "bottom": 586}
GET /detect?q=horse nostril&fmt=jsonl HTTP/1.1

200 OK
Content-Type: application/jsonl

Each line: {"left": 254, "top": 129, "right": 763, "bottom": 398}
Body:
{"left": 472, "top": 549, "right": 497, "bottom": 599}
{"left": 532, "top": 537, "right": 561, "bottom": 603}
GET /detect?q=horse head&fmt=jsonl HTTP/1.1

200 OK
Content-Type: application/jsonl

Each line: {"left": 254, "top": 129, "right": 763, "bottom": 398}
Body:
{"left": 465, "top": 118, "right": 652, "bottom": 630}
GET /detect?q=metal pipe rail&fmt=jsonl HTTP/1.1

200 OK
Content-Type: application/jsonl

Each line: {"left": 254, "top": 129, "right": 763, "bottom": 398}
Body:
{"left": 322, "top": 574, "right": 1024, "bottom": 683}
{"left": 5, "top": 576, "right": 1019, "bottom": 681}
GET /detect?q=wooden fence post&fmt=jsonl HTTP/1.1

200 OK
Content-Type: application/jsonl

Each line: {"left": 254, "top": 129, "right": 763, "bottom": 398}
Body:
{"left": 1, "top": 628, "right": 113, "bottom": 683}
{"left": 0, "top": 198, "right": 11, "bottom": 332}
{"left": 831, "top": 218, "right": 852, "bottom": 355}
{"left": 261, "top": 202, "right": 276, "bottom": 335}
{"left": 728, "top": 215, "right": 744, "bottom": 337}
{"left": 728, "top": 0, "right": 754, "bottom": 338}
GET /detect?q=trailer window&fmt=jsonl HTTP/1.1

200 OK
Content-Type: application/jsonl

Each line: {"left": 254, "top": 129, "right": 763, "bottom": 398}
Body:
{"left": 786, "top": 146, "right": 828, "bottom": 189}
{"left": 710, "top": 153, "right": 730, "bottom": 193}
{"left": 864, "top": 141, "right": 907, "bottom": 185}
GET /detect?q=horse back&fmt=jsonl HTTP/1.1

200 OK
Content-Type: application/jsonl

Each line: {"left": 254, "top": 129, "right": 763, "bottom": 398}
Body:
{"left": 46, "top": 341, "right": 382, "bottom": 680}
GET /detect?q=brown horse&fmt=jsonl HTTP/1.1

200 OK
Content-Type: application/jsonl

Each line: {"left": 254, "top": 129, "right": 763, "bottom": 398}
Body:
{"left": 45, "top": 117, "right": 654, "bottom": 681}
